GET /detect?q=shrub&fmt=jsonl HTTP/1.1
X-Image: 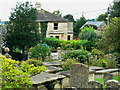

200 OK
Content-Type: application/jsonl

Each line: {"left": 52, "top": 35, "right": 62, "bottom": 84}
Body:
{"left": 26, "top": 59, "right": 44, "bottom": 67}
{"left": 43, "top": 37, "right": 93, "bottom": 51}
{"left": 21, "top": 61, "right": 46, "bottom": 76}
{"left": 89, "top": 54, "right": 118, "bottom": 68}
{"left": 30, "top": 44, "right": 51, "bottom": 61}
{"left": 62, "top": 59, "right": 78, "bottom": 71}
{"left": 1, "top": 55, "right": 33, "bottom": 88}
{"left": 63, "top": 50, "right": 91, "bottom": 64}
{"left": 91, "top": 48, "right": 105, "bottom": 59}
{"left": 79, "top": 27, "right": 101, "bottom": 45}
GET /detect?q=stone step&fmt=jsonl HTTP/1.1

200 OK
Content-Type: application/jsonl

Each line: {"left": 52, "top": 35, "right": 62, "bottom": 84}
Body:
{"left": 43, "top": 62, "right": 62, "bottom": 67}
{"left": 46, "top": 66, "right": 63, "bottom": 73}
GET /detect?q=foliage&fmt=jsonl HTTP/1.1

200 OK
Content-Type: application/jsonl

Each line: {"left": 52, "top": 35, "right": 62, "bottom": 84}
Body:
{"left": 43, "top": 37, "right": 92, "bottom": 51}
{"left": 12, "top": 48, "right": 22, "bottom": 53}
{"left": 30, "top": 44, "right": 51, "bottom": 61}
{"left": 89, "top": 54, "right": 118, "bottom": 68}
{"left": 91, "top": 48, "right": 105, "bottom": 59}
{"left": 97, "top": 13, "right": 108, "bottom": 23}
{"left": 110, "top": 1, "right": 120, "bottom": 18}
{"left": 62, "top": 59, "right": 78, "bottom": 71}
{"left": 79, "top": 27, "right": 101, "bottom": 45}
{"left": 100, "top": 17, "right": 120, "bottom": 53}
{"left": 21, "top": 61, "right": 46, "bottom": 76}
{"left": 1, "top": 55, "right": 33, "bottom": 88}
{"left": 53, "top": 10, "right": 62, "bottom": 17}
{"left": 26, "top": 59, "right": 44, "bottom": 67}
{"left": 63, "top": 14, "right": 75, "bottom": 23}
{"left": 5, "top": 2, "right": 40, "bottom": 54}
{"left": 73, "top": 16, "right": 87, "bottom": 38}
{"left": 63, "top": 50, "right": 91, "bottom": 64}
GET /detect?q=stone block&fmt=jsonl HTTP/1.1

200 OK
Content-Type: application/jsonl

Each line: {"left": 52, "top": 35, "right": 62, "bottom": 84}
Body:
{"left": 70, "top": 63, "right": 89, "bottom": 88}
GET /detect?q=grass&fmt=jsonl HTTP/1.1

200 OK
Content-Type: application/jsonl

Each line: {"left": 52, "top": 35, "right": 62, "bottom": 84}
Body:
{"left": 95, "top": 75, "right": 120, "bottom": 88}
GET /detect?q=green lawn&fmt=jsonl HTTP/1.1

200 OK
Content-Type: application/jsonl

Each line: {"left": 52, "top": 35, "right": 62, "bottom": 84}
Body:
{"left": 95, "top": 75, "right": 120, "bottom": 88}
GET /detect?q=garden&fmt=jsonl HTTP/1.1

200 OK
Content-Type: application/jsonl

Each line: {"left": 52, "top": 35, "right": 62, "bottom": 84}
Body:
{"left": 1, "top": 1, "right": 120, "bottom": 89}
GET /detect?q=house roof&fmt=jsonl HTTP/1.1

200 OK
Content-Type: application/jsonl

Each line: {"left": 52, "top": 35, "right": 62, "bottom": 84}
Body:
{"left": 80, "top": 21, "right": 105, "bottom": 29}
{"left": 37, "top": 9, "right": 69, "bottom": 22}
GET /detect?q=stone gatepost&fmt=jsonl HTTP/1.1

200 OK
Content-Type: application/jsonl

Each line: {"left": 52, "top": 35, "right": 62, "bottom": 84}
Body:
{"left": 5, "top": 47, "right": 11, "bottom": 58}
{"left": 57, "top": 47, "right": 61, "bottom": 60}
{"left": 70, "top": 63, "right": 89, "bottom": 88}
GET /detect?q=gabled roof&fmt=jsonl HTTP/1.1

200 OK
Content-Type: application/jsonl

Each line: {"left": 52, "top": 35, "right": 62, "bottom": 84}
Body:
{"left": 80, "top": 21, "right": 105, "bottom": 29}
{"left": 37, "top": 9, "right": 69, "bottom": 22}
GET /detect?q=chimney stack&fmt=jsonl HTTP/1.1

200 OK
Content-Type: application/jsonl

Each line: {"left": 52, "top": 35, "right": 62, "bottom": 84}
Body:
{"left": 35, "top": 2, "right": 41, "bottom": 11}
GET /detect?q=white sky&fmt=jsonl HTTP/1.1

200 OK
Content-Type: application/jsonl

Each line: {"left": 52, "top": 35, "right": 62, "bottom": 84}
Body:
{"left": 0, "top": 0, "right": 114, "bottom": 21}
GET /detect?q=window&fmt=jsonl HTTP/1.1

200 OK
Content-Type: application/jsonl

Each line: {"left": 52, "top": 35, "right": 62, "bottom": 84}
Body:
{"left": 55, "top": 36, "right": 59, "bottom": 39}
{"left": 54, "top": 23, "right": 58, "bottom": 30}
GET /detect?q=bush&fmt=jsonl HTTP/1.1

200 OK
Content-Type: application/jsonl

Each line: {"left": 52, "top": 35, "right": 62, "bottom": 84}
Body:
{"left": 62, "top": 59, "right": 78, "bottom": 71}
{"left": 43, "top": 37, "right": 93, "bottom": 51}
{"left": 30, "top": 44, "right": 51, "bottom": 61}
{"left": 89, "top": 54, "right": 118, "bottom": 68}
{"left": 26, "top": 59, "right": 44, "bottom": 67}
{"left": 21, "top": 61, "right": 46, "bottom": 76}
{"left": 1, "top": 55, "right": 33, "bottom": 88}
{"left": 79, "top": 27, "right": 101, "bottom": 45}
{"left": 91, "top": 48, "right": 105, "bottom": 59}
{"left": 63, "top": 49, "right": 91, "bottom": 64}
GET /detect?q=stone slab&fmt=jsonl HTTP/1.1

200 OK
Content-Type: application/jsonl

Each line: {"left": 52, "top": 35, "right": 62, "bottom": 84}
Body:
{"left": 43, "top": 62, "right": 62, "bottom": 67}
{"left": 96, "top": 69, "right": 120, "bottom": 74}
{"left": 31, "top": 72, "right": 65, "bottom": 85}
{"left": 46, "top": 66, "right": 63, "bottom": 73}
{"left": 56, "top": 71, "right": 70, "bottom": 77}
{"left": 89, "top": 66, "right": 104, "bottom": 71}
{"left": 57, "top": 69, "right": 95, "bottom": 77}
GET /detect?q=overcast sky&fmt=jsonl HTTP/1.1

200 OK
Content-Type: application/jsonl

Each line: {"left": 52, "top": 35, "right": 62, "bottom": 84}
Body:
{"left": 0, "top": 0, "right": 114, "bottom": 21}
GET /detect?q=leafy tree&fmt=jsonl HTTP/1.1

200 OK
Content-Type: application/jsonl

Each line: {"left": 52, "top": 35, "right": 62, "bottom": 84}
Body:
{"left": 73, "top": 16, "right": 87, "bottom": 38}
{"left": 110, "top": 1, "right": 120, "bottom": 18}
{"left": 53, "top": 10, "right": 62, "bottom": 17}
{"left": 97, "top": 13, "right": 108, "bottom": 23}
{"left": 63, "top": 14, "right": 75, "bottom": 23}
{"left": 100, "top": 17, "right": 120, "bottom": 53}
{"left": 78, "top": 27, "right": 101, "bottom": 45}
{"left": 5, "top": 2, "right": 40, "bottom": 54}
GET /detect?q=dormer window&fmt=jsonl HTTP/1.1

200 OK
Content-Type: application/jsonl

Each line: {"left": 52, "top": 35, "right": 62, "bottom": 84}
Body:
{"left": 54, "top": 23, "right": 58, "bottom": 30}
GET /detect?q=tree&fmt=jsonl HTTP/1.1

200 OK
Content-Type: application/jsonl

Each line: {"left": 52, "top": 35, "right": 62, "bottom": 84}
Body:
{"left": 73, "top": 16, "right": 87, "bottom": 38}
{"left": 53, "top": 10, "right": 62, "bottom": 17}
{"left": 5, "top": 2, "right": 40, "bottom": 54}
{"left": 63, "top": 14, "right": 75, "bottom": 23}
{"left": 110, "top": 1, "right": 120, "bottom": 18}
{"left": 97, "top": 13, "right": 108, "bottom": 23}
{"left": 78, "top": 27, "right": 101, "bottom": 45}
{"left": 101, "top": 17, "right": 120, "bottom": 53}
